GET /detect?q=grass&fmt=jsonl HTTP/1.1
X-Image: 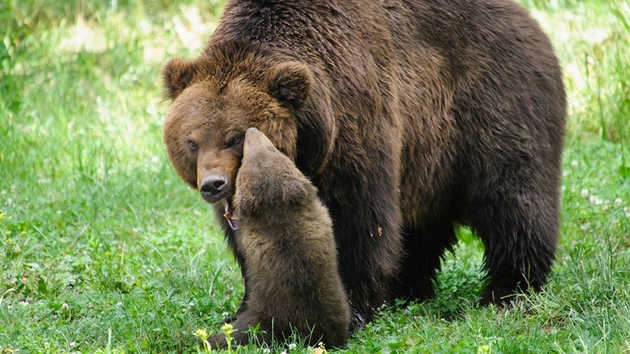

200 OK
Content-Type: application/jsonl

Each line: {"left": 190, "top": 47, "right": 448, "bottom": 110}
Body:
{"left": 0, "top": 0, "right": 629, "bottom": 352}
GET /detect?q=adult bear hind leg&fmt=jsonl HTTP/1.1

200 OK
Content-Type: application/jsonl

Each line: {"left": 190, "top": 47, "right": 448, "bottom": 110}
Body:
{"left": 470, "top": 193, "right": 560, "bottom": 305}
{"left": 395, "top": 219, "right": 458, "bottom": 302}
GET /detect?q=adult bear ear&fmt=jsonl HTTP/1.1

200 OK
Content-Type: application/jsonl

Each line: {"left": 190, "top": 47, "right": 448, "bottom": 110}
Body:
{"left": 162, "top": 58, "right": 196, "bottom": 100}
{"left": 267, "top": 62, "right": 313, "bottom": 109}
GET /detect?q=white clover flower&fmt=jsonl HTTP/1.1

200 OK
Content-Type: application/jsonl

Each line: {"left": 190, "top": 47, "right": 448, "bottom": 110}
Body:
{"left": 589, "top": 195, "right": 603, "bottom": 205}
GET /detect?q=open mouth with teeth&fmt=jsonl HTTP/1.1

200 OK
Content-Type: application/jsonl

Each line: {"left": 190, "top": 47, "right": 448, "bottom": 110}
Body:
{"left": 222, "top": 198, "right": 239, "bottom": 230}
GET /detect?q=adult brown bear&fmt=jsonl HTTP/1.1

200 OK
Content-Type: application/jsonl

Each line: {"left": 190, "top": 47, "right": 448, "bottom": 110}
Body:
{"left": 162, "top": 0, "right": 566, "bottom": 328}
{"left": 206, "top": 127, "right": 350, "bottom": 348}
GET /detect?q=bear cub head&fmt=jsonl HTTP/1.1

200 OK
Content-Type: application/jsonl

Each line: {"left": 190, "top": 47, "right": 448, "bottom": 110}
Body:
{"left": 233, "top": 127, "right": 317, "bottom": 221}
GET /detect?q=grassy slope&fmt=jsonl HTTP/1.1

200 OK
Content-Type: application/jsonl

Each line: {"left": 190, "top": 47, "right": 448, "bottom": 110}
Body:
{"left": 1, "top": 0, "right": 629, "bottom": 353}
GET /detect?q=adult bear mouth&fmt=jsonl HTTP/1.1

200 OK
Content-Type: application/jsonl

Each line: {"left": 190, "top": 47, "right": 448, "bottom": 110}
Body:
{"left": 222, "top": 198, "right": 239, "bottom": 230}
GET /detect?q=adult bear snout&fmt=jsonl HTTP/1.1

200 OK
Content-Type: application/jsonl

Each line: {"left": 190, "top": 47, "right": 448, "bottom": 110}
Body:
{"left": 199, "top": 175, "right": 228, "bottom": 203}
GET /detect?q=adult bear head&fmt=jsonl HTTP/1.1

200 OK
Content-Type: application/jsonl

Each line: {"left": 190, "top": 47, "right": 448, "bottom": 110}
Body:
{"left": 162, "top": 41, "right": 335, "bottom": 224}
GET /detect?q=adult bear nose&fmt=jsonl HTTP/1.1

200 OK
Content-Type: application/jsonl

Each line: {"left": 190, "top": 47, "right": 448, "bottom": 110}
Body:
{"left": 199, "top": 175, "right": 228, "bottom": 203}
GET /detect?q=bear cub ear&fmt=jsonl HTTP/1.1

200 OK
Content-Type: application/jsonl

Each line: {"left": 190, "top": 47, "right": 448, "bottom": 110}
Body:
{"left": 162, "top": 58, "right": 197, "bottom": 100}
{"left": 267, "top": 62, "right": 313, "bottom": 109}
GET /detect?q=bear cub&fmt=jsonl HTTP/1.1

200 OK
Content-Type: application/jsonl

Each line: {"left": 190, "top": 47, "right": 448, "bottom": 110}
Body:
{"left": 208, "top": 128, "right": 350, "bottom": 349}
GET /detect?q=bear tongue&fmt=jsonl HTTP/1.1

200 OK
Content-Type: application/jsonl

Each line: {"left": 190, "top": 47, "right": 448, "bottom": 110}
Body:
{"left": 222, "top": 199, "right": 239, "bottom": 230}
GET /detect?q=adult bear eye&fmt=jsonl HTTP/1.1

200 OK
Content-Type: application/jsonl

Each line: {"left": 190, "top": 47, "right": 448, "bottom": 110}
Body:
{"left": 187, "top": 140, "right": 198, "bottom": 152}
{"left": 228, "top": 134, "right": 244, "bottom": 148}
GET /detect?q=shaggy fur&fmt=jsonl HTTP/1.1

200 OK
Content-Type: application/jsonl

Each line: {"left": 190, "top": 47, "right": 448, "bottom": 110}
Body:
{"left": 163, "top": 0, "right": 566, "bottom": 328}
{"left": 207, "top": 128, "right": 350, "bottom": 349}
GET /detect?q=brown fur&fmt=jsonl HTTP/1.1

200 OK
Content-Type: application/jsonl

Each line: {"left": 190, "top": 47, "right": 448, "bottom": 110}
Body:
{"left": 163, "top": 0, "right": 566, "bottom": 328}
{"left": 207, "top": 128, "right": 350, "bottom": 349}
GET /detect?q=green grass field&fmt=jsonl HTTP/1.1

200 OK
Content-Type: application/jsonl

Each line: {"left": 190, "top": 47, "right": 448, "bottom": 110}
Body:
{"left": 1, "top": 0, "right": 629, "bottom": 352}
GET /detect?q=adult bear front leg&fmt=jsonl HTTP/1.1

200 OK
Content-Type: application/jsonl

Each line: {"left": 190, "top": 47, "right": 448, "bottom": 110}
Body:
{"left": 321, "top": 167, "right": 404, "bottom": 328}
{"left": 213, "top": 209, "right": 250, "bottom": 324}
